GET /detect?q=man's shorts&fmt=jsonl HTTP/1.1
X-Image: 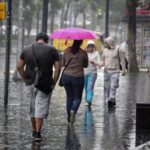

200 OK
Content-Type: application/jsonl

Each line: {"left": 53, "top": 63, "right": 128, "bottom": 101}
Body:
{"left": 26, "top": 85, "right": 52, "bottom": 119}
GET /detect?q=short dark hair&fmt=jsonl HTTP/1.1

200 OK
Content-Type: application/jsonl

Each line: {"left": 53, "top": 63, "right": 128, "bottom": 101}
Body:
{"left": 36, "top": 32, "right": 49, "bottom": 43}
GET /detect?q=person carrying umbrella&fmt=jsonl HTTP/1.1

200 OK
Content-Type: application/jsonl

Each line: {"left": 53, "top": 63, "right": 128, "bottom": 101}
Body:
{"left": 61, "top": 40, "right": 88, "bottom": 124}
{"left": 50, "top": 27, "right": 96, "bottom": 124}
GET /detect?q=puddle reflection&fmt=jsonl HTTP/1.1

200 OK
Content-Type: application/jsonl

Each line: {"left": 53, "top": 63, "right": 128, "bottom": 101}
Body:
{"left": 31, "top": 142, "right": 41, "bottom": 150}
{"left": 136, "top": 131, "right": 150, "bottom": 146}
{"left": 65, "top": 125, "right": 81, "bottom": 150}
{"left": 84, "top": 106, "right": 94, "bottom": 133}
{"left": 101, "top": 107, "right": 120, "bottom": 150}
{"left": 80, "top": 106, "right": 95, "bottom": 149}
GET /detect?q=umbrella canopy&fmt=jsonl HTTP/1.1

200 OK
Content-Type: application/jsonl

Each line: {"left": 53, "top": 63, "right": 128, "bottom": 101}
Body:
{"left": 50, "top": 27, "right": 97, "bottom": 40}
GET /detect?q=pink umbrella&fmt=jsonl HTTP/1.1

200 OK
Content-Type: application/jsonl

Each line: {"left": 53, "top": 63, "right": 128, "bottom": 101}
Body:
{"left": 50, "top": 27, "right": 97, "bottom": 40}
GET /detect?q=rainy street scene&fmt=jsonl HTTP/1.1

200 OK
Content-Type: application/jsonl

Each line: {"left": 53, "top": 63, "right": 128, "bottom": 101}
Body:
{"left": 0, "top": 0, "right": 150, "bottom": 150}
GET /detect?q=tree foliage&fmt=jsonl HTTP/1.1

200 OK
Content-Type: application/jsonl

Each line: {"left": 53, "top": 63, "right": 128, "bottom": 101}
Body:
{"left": 11, "top": 0, "right": 129, "bottom": 41}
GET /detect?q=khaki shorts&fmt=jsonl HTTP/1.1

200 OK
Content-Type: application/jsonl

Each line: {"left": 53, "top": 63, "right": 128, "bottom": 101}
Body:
{"left": 26, "top": 85, "right": 52, "bottom": 119}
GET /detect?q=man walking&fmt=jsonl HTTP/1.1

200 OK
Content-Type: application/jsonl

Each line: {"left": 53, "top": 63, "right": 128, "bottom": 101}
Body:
{"left": 17, "top": 32, "right": 61, "bottom": 142}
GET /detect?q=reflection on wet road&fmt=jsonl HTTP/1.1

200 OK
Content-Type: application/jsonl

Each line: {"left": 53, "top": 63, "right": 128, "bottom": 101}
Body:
{"left": 0, "top": 70, "right": 150, "bottom": 150}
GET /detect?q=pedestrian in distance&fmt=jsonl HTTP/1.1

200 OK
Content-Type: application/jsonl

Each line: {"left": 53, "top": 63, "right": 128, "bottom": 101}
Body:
{"left": 17, "top": 32, "right": 61, "bottom": 142}
{"left": 84, "top": 40, "right": 101, "bottom": 108}
{"left": 99, "top": 36, "right": 126, "bottom": 108}
{"left": 61, "top": 40, "right": 88, "bottom": 125}
{"left": 119, "top": 40, "right": 129, "bottom": 72}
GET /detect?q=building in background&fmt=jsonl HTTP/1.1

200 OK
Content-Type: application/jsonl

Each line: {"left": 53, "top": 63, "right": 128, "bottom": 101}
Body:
{"left": 123, "top": 0, "right": 150, "bottom": 68}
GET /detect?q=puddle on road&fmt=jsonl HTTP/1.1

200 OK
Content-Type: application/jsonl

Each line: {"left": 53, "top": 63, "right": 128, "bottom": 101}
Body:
{"left": 0, "top": 72, "right": 150, "bottom": 149}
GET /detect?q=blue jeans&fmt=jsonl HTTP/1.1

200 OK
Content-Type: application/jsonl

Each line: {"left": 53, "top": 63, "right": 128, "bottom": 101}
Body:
{"left": 62, "top": 74, "right": 84, "bottom": 121}
{"left": 84, "top": 73, "right": 97, "bottom": 103}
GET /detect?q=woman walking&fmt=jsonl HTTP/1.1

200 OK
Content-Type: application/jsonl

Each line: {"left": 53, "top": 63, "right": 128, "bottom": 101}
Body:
{"left": 62, "top": 40, "right": 88, "bottom": 124}
{"left": 84, "top": 40, "right": 101, "bottom": 108}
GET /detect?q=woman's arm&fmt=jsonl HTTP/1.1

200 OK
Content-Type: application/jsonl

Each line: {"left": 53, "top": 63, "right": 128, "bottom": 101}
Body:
{"left": 83, "top": 51, "right": 88, "bottom": 68}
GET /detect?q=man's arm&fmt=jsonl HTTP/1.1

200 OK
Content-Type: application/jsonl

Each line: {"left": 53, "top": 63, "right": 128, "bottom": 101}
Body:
{"left": 53, "top": 61, "right": 61, "bottom": 85}
{"left": 17, "top": 59, "right": 25, "bottom": 79}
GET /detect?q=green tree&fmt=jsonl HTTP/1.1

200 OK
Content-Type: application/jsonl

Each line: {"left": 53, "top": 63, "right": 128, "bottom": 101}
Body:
{"left": 49, "top": 0, "right": 63, "bottom": 32}
{"left": 36, "top": 0, "right": 42, "bottom": 34}
{"left": 109, "top": 0, "right": 126, "bottom": 24}
{"left": 12, "top": 0, "right": 37, "bottom": 37}
{"left": 24, "top": 0, "right": 36, "bottom": 38}
{"left": 60, "top": 0, "right": 71, "bottom": 28}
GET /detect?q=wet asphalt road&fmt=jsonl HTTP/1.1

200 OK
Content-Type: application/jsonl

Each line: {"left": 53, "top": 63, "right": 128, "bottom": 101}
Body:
{"left": 0, "top": 55, "right": 150, "bottom": 150}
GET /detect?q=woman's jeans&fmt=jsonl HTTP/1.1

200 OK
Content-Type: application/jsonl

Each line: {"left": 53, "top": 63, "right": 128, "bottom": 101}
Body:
{"left": 104, "top": 71, "right": 120, "bottom": 102}
{"left": 84, "top": 73, "right": 97, "bottom": 103}
{"left": 62, "top": 74, "right": 84, "bottom": 120}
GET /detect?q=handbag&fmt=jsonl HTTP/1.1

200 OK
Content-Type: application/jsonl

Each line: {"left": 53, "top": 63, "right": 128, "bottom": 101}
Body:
{"left": 32, "top": 44, "right": 54, "bottom": 95}
{"left": 59, "top": 58, "right": 72, "bottom": 87}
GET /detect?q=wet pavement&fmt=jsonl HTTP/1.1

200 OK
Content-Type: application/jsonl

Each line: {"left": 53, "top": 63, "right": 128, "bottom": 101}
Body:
{"left": 0, "top": 54, "right": 150, "bottom": 149}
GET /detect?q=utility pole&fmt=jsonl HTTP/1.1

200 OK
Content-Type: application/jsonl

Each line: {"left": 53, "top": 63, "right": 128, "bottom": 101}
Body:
{"left": 4, "top": 0, "right": 12, "bottom": 108}
{"left": 105, "top": 0, "right": 109, "bottom": 37}
{"left": 41, "top": 0, "right": 49, "bottom": 33}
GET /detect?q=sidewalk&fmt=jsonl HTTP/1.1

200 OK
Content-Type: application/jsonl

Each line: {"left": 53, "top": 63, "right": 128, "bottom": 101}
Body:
{"left": 0, "top": 70, "right": 150, "bottom": 150}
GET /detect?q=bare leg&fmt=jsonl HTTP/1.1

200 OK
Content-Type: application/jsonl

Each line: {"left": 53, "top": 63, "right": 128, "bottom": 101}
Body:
{"left": 31, "top": 117, "right": 36, "bottom": 132}
{"left": 35, "top": 117, "right": 43, "bottom": 132}
{"left": 31, "top": 117, "right": 43, "bottom": 142}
